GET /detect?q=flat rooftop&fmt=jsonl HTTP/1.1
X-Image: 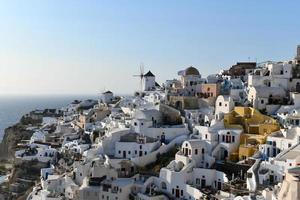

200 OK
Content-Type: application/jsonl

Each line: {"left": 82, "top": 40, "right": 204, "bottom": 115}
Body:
{"left": 276, "top": 144, "right": 300, "bottom": 161}
{"left": 119, "top": 132, "right": 158, "bottom": 143}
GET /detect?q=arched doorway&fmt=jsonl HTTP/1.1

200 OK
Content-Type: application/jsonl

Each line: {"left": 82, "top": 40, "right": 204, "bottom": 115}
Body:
{"left": 220, "top": 148, "right": 228, "bottom": 160}
{"left": 161, "top": 182, "right": 167, "bottom": 190}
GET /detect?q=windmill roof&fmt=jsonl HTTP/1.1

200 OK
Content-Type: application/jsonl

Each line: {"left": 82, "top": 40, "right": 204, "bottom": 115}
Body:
{"left": 103, "top": 90, "right": 113, "bottom": 94}
{"left": 144, "top": 71, "right": 155, "bottom": 77}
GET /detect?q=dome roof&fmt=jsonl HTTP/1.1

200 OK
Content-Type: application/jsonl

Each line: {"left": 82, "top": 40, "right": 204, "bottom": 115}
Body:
{"left": 185, "top": 66, "right": 200, "bottom": 76}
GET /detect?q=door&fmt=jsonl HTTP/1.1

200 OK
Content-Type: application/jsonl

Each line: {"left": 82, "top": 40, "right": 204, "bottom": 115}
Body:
{"left": 224, "top": 150, "right": 228, "bottom": 159}
{"left": 175, "top": 189, "right": 180, "bottom": 198}
{"left": 184, "top": 148, "right": 188, "bottom": 156}
{"left": 139, "top": 151, "right": 143, "bottom": 156}
{"left": 161, "top": 134, "right": 166, "bottom": 143}
{"left": 123, "top": 151, "right": 126, "bottom": 158}
{"left": 270, "top": 175, "right": 274, "bottom": 183}
{"left": 201, "top": 179, "right": 206, "bottom": 188}
{"left": 217, "top": 181, "right": 222, "bottom": 190}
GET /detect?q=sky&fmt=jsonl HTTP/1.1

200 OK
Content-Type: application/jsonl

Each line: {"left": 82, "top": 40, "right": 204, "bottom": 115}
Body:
{"left": 0, "top": 0, "right": 300, "bottom": 95}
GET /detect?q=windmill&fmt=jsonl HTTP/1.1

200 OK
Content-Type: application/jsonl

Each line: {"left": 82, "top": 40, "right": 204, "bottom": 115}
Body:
{"left": 133, "top": 63, "right": 145, "bottom": 93}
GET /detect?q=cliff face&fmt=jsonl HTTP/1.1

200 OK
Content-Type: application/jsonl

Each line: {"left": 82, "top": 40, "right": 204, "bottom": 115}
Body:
{"left": 0, "top": 115, "right": 44, "bottom": 200}
{"left": 0, "top": 115, "right": 41, "bottom": 161}
{"left": 0, "top": 124, "right": 33, "bottom": 160}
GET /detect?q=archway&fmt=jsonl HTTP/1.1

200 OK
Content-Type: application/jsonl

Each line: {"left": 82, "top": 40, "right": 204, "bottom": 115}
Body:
{"left": 161, "top": 182, "right": 167, "bottom": 190}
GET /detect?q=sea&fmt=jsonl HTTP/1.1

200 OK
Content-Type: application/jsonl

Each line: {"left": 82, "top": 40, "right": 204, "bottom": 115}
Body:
{"left": 0, "top": 95, "right": 97, "bottom": 141}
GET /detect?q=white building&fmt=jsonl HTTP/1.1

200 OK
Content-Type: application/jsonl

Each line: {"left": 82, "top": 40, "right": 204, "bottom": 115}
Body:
{"left": 175, "top": 139, "right": 215, "bottom": 168}
{"left": 229, "top": 78, "right": 246, "bottom": 103}
{"left": 115, "top": 133, "right": 160, "bottom": 159}
{"left": 248, "top": 86, "right": 286, "bottom": 112}
{"left": 132, "top": 109, "right": 189, "bottom": 143}
{"left": 100, "top": 91, "right": 114, "bottom": 104}
{"left": 158, "top": 158, "right": 228, "bottom": 199}
{"left": 260, "top": 127, "right": 300, "bottom": 159}
{"left": 15, "top": 144, "right": 57, "bottom": 163}
{"left": 143, "top": 71, "right": 157, "bottom": 91}
{"left": 177, "top": 66, "right": 204, "bottom": 96}
{"left": 215, "top": 95, "right": 235, "bottom": 120}
{"left": 256, "top": 143, "right": 300, "bottom": 188}
{"left": 248, "top": 62, "right": 293, "bottom": 90}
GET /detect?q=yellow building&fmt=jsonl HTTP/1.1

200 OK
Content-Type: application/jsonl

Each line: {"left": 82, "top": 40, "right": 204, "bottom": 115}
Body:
{"left": 224, "top": 107, "right": 280, "bottom": 160}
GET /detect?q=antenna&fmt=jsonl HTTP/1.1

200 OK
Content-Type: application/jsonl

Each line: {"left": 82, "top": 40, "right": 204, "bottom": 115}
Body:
{"left": 133, "top": 63, "right": 145, "bottom": 92}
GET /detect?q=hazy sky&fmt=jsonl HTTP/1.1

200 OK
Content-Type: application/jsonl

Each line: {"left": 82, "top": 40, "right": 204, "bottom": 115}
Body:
{"left": 0, "top": 0, "right": 300, "bottom": 95}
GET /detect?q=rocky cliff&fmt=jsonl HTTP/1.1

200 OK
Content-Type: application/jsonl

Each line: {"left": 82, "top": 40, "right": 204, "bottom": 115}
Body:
{"left": 0, "top": 114, "right": 44, "bottom": 200}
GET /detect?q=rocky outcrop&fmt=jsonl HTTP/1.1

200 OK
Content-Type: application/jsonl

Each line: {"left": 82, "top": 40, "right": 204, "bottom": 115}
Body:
{"left": 0, "top": 113, "right": 47, "bottom": 200}
{"left": 0, "top": 124, "right": 34, "bottom": 161}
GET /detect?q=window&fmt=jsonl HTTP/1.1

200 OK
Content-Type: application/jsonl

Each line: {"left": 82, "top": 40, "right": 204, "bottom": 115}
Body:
{"left": 219, "top": 102, "right": 222, "bottom": 106}
{"left": 118, "top": 151, "right": 121, "bottom": 154}
{"left": 261, "top": 99, "right": 264, "bottom": 104}
{"left": 195, "top": 149, "right": 198, "bottom": 155}
{"left": 134, "top": 122, "right": 137, "bottom": 126}
{"left": 135, "top": 150, "right": 137, "bottom": 154}
{"left": 140, "top": 145, "right": 142, "bottom": 149}
{"left": 202, "top": 148, "right": 205, "bottom": 154}
{"left": 232, "top": 136, "right": 235, "bottom": 143}
{"left": 288, "top": 143, "right": 292, "bottom": 148}
{"left": 128, "top": 151, "right": 131, "bottom": 154}
{"left": 144, "top": 151, "right": 147, "bottom": 155}
{"left": 205, "top": 134, "right": 208, "bottom": 139}
{"left": 196, "top": 178, "right": 200, "bottom": 184}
